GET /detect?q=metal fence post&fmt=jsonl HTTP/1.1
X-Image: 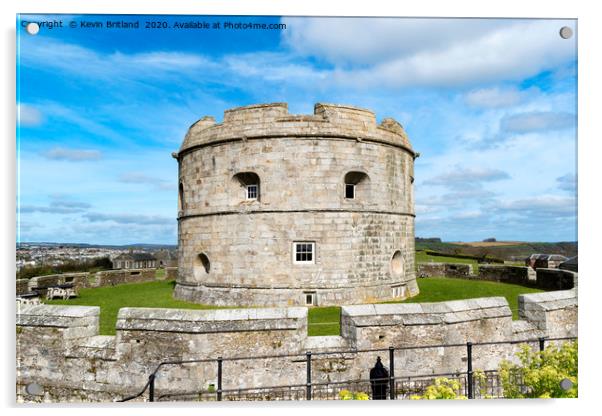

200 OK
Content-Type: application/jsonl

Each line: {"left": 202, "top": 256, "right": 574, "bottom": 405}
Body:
{"left": 539, "top": 337, "right": 546, "bottom": 352}
{"left": 148, "top": 374, "right": 155, "bottom": 402}
{"left": 466, "top": 342, "right": 473, "bottom": 399}
{"left": 306, "top": 351, "right": 312, "bottom": 400}
{"left": 217, "top": 356, "right": 223, "bottom": 401}
{"left": 388, "top": 346, "right": 395, "bottom": 400}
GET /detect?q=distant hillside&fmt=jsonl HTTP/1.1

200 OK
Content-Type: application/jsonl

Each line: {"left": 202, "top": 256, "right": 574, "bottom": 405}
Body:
{"left": 415, "top": 239, "right": 577, "bottom": 260}
{"left": 17, "top": 242, "right": 177, "bottom": 249}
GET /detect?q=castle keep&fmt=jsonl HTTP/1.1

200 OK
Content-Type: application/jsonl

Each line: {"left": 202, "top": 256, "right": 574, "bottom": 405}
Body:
{"left": 172, "top": 103, "right": 419, "bottom": 306}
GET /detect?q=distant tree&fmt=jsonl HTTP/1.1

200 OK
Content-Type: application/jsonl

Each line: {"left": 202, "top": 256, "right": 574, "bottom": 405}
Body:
{"left": 483, "top": 238, "right": 497, "bottom": 242}
{"left": 16, "top": 256, "right": 113, "bottom": 280}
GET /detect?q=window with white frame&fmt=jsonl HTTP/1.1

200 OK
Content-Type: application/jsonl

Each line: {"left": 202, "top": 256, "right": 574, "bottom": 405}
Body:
{"left": 304, "top": 292, "right": 316, "bottom": 305}
{"left": 293, "top": 242, "right": 315, "bottom": 264}
{"left": 246, "top": 184, "right": 258, "bottom": 200}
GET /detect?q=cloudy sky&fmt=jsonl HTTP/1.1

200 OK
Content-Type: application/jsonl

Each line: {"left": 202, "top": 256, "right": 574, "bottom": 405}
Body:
{"left": 16, "top": 15, "right": 577, "bottom": 244}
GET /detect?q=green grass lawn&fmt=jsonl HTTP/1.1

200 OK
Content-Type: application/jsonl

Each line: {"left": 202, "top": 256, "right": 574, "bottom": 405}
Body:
{"left": 390, "top": 277, "right": 543, "bottom": 319}
{"left": 415, "top": 250, "right": 479, "bottom": 271}
{"left": 46, "top": 277, "right": 542, "bottom": 337}
{"left": 308, "top": 306, "right": 341, "bottom": 336}
{"left": 46, "top": 280, "right": 226, "bottom": 335}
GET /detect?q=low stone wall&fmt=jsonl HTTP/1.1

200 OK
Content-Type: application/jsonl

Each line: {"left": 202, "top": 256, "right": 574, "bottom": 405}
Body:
{"left": 165, "top": 267, "right": 178, "bottom": 280}
{"left": 476, "top": 265, "right": 534, "bottom": 285}
{"left": 95, "top": 269, "right": 156, "bottom": 287}
{"left": 16, "top": 289, "right": 577, "bottom": 403}
{"left": 417, "top": 262, "right": 473, "bottom": 278}
{"left": 16, "top": 279, "right": 30, "bottom": 295}
{"left": 535, "top": 268, "right": 577, "bottom": 291}
{"left": 518, "top": 290, "right": 578, "bottom": 337}
{"left": 17, "top": 268, "right": 178, "bottom": 296}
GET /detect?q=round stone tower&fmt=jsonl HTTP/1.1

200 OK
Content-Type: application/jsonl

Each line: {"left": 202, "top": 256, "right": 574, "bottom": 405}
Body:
{"left": 173, "top": 103, "right": 418, "bottom": 307}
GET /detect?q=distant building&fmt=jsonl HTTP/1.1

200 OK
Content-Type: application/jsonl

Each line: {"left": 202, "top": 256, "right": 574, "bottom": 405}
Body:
{"left": 113, "top": 252, "right": 157, "bottom": 269}
{"left": 559, "top": 256, "right": 578, "bottom": 272}
{"left": 154, "top": 249, "right": 177, "bottom": 268}
{"left": 525, "top": 254, "right": 568, "bottom": 270}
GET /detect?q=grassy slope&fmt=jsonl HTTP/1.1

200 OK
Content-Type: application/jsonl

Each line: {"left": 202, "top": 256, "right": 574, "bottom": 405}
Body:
{"left": 416, "top": 241, "right": 577, "bottom": 260}
{"left": 415, "top": 251, "right": 479, "bottom": 267}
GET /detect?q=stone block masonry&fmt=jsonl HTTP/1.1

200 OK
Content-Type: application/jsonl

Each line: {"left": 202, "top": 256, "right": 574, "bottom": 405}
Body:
{"left": 17, "top": 268, "right": 175, "bottom": 296}
{"left": 16, "top": 290, "right": 576, "bottom": 403}
{"left": 174, "top": 103, "right": 418, "bottom": 307}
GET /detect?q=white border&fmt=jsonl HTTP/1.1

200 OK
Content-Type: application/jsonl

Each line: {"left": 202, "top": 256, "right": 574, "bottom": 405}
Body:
{"left": 3, "top": 1, "right": 600, "bottom": 416}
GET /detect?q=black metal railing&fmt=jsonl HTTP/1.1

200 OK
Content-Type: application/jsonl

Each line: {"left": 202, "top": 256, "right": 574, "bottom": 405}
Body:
{"left": 117, "top": 335, "right": 576, "bottom": 402}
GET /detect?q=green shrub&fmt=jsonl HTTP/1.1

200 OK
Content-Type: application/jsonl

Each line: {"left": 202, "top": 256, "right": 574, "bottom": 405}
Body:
{"left": 410, "top": 378, "right": 467, "bottom": 400}
{"left": 339, "top": 389, "right": 369, "bottom": 400}
{"left": 499, "top": 341, "right": 578, "bottom": 398}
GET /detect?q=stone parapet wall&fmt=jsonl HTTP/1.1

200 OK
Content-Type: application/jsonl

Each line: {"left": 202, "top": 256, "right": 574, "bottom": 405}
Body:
{"left": 16, "top": 289, "right": 576, "bottom": 403}
{"left": 518, "top": 289, "right": 578, "bottom": 337}
{"left": 180, "top": 103, "right": 414, "bottom": 155}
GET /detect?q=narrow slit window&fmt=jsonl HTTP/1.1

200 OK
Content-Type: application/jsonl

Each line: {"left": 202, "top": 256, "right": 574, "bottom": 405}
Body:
{"left": 293, "top": 242, "right": 315, "bottom": 264}
{"left": 345, "top": 184, "right": 355, "bottom": 199}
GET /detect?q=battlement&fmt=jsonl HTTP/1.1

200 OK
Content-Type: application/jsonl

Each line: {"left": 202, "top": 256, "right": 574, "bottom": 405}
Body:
{"left": 16, "top": 291, "right": 576, "bottom": 402}
{"left": 179, "top": 102, "right": 413, "bottom": 155}
{"left": 223, "top": 102, "right": 289, "bottom": 123}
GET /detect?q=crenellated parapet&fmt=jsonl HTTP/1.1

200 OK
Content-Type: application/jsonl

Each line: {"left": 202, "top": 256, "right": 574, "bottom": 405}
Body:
{"left": 16, "top": 290, "right": 577, "bottom": 402}
{"left": 177, "top": 103, "right": 414, "bottom": 158}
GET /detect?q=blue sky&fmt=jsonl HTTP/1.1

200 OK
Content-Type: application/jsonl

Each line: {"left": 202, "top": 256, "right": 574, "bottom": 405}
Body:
{"left": 16, "top": 15, "right": 577, "bottom": 245}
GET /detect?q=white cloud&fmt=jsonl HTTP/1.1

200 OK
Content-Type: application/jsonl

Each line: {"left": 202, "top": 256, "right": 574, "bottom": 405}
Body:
{"left": 500, "top": 111, "right": 575, "bottom": 134}
{"left": 495, "top": 195, "right": 576, "bottom": 217}
{"left": 42, "top": 147, "right": 102, "bottom": 161}
{"left": 83, "top": 212, "right": 173, "bottom": 225}
{"left": 557, "top": 173, "right": 577, "bottom": 193}
{"left": 282, "top": 18, "right": 576, "bottom": 87}
{"left": 18, "top": 103, "right": 43, "bottom": 126}
{"left": 118, "top": 172, "right": 174, "bottom": 191}
{"left": 424, "top": 166, "right": 510, "bottom": 188}
{"left": 464, "top": 87, "right": 524, "bottom": 108}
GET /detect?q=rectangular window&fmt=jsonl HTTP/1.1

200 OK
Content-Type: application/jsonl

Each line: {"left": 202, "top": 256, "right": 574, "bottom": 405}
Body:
{"left": 305, "top": 293, "right": 315, "bottom": 305}
{"left": 246, "top": 184, "right": 258, "bottom": 200}
{"left": 293, "top": 242, "right": 315, "bottom": 264}
{"left": 345, "top": 184, "right": 355, "bottom": 199}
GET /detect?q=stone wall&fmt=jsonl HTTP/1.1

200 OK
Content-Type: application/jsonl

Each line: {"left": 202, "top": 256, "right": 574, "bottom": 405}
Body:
{"left": 416, "top": 263, "right": 577, "bottom": 292}
{"left": 17, "top": 268, "right": 177, "bottom": 296}
{"left": 16, "top": 279, "right": 29, "bottom": 295}
{"left": 95, "top": 269, "right": 156, "bottom": 287}
{"left": 535, "top": 268, "right": 577, "bottom": 291}
{"left": 417, "top": 262, "right": 472, "bottom": 278}
{"left": 175, "top": 103, "right": 417, "bottom": 307}
{"left": 16, "top": 289, "right": 577, "bottom": 403}
{"left": 475, "top": 265, "right": 534, "bottom": 285}
{"left": 165, "top": 267, "right": 178, "bottom": 280}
